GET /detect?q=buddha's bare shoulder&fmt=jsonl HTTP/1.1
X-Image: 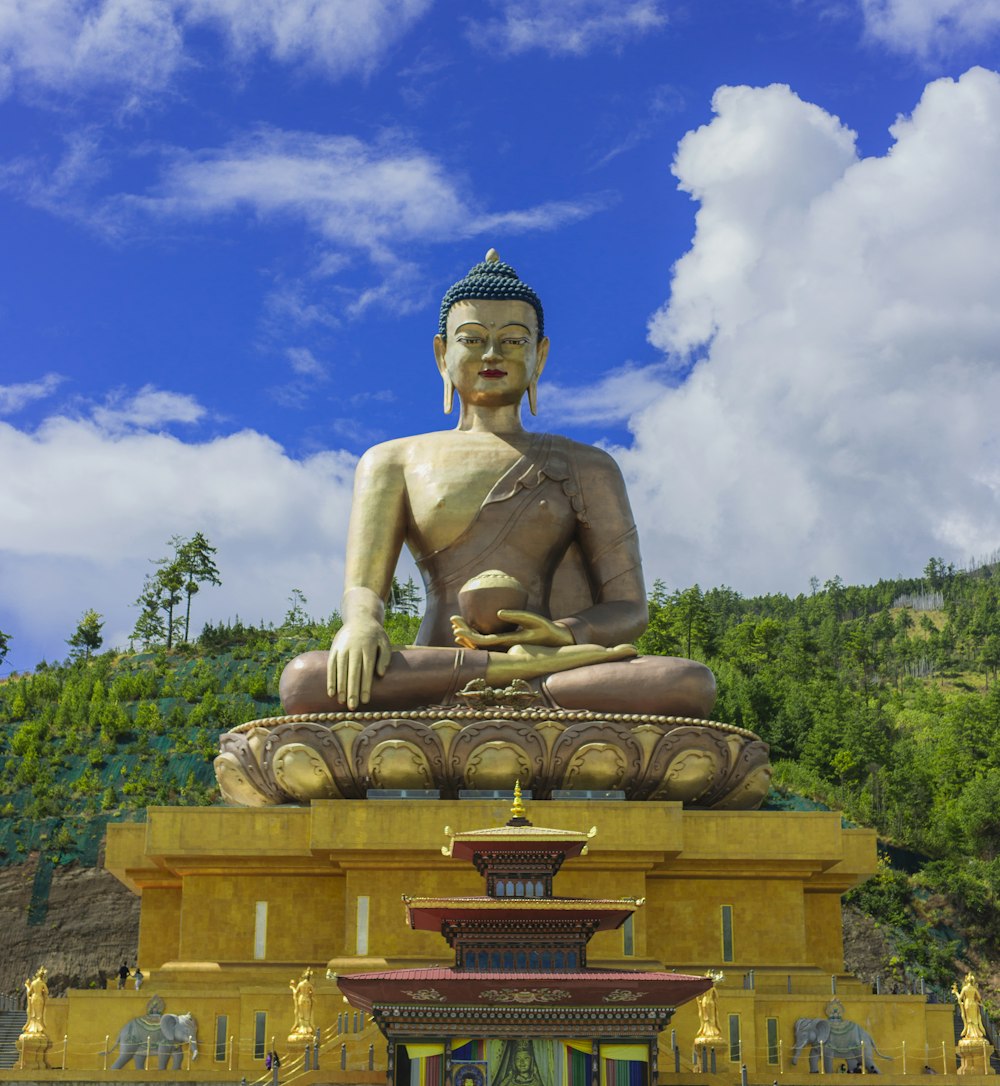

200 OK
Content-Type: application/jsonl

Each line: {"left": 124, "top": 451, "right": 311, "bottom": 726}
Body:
{"left": 356, "top": 431, "right": 455, "bottom": 471}
{"left": 548, "top": 433, "right": 626, "bottom": 478}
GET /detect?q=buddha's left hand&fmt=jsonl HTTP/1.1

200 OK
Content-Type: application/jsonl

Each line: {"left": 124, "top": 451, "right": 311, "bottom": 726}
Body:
{"left": 450, "top": 610, "right": 575, "bottom": 650}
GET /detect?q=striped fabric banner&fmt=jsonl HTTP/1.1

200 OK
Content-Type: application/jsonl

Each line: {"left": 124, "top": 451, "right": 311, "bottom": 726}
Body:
{"left": 409, "top": 1052, "right": 443, "bottom": 1086}
{"left": 452, "top": 1040, "right": 486, "bottom": 1061}
{"left": 601, "top": 1058, "right": 645, "bottom": 1086}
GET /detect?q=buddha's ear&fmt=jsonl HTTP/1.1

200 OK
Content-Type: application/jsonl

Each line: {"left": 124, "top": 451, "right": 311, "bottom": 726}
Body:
{"left": 433, "top": 333, "right": 448, "bottom": 373}
{"left": 527, "top": 336, "right": 549, "bottom": 416}
{"left": 434, "top": 334, "right": 454, "bottom": 414}
{"left": 534, "top": 336, "right": 550, "bottom": 382}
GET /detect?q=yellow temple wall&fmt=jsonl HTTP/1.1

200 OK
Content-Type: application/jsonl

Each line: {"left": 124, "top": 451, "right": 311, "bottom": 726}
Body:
{"left": 107, "top": 800, "right": 876, "bottom": 977}
{"left": 44, "top": 799, "right": 964, "bottom": 1078}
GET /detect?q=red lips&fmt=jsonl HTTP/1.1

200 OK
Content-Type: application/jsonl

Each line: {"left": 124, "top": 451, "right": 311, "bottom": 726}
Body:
{"left": 479, "top": 369, "right": 507, "bottom": 378}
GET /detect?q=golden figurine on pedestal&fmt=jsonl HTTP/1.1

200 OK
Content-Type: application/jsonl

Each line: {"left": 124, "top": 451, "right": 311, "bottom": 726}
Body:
{"left": 288, "top": 967, "right": 316, "bottom": 1044}
{"left": 17, "top": 966, "right": 51, "bottom": 1070}
{"left": 692, "top": 971, "right": 724, "bottom": 1072}
{"left": 953, "top": 972, "right": 995, "bottom": 1075}
{"left": 216, "top": 250, "right": 771, "bottom": 807}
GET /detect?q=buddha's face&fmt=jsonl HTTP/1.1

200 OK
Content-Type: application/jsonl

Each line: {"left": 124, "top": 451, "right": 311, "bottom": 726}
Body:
{"left": 434, "top": 298, "right": 549, "bottom": 408}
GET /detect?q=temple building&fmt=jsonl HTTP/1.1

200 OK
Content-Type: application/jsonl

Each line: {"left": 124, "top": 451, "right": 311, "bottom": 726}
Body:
{"left": 336, "top": 787, "right": 711, "bottom": 1086}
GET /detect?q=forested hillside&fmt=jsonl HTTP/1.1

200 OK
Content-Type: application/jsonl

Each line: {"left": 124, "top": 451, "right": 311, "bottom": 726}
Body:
{"left": 1, "top": 559, "right": 999, "bottom": 1002}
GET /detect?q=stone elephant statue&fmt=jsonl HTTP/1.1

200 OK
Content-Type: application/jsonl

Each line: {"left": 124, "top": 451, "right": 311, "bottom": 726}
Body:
{"left": 792, "top": 1016, "right": 892, "bottom": 1073}
{"left": 108, "top": 1012, "right": 198, "bottom": 1070}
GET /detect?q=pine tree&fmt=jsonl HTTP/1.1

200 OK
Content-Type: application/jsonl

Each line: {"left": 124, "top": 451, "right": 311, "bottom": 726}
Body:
{"left": 131, "top": 574, "right": 168, "bottom": 649}
{"left": 67, "top": 609, "right": 104, "bottom": 662}
{"left": 0, "top": 628, "right": 9, "bottom": 668}
{"left": 176, "top": 532, "right": 222, "bottom": 643}
{"left": 153, "top": 553, "right": 185, "bottom": 650}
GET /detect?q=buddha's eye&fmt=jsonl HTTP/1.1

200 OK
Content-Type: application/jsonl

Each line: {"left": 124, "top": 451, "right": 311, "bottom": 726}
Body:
{"left": 502, "top": 337, "right": 528, "bottom": 348}
{"left": 457, "top": 336, "right": 484, "bottom": 346}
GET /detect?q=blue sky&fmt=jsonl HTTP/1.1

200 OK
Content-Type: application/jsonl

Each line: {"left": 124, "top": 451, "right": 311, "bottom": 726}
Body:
{"left": 3, "top": 0, "right": 1000, "bottom": 674}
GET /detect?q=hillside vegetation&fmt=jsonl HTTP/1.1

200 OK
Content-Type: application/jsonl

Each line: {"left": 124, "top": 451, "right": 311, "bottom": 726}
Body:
{"left": 2, "top": 559, "right": 1000, "bottom": 1001}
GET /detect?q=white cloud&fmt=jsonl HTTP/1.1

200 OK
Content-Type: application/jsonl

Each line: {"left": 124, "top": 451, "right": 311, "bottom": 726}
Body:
{"left": 0, "top": 0, "right": 434, "bottom": 102}
{"left": 469, "top": 0, "right": 666, "bottom": 57}
{"left": 861, "top": 0, "right": 1000, "bottom": 59}
{"left": 0, "top": 0, "right": 187, "bottom": 101}
{"left": 0, "top": 399, "right": 357, "bottom": 673}
{"left": 2, "top": 126, "right": 604, "bottom": 321}
{"left": 543, "top": 363, "right": 676, "bottom": 427}
{"left": 124, "top": 129, "right": 599, "bottom": 257}
{"left": 608, "top": 68, "right": 1000, "bottom": 594}
{"left": 0, "top": 373, "right": 63, "bottom": 415}
{"left": 285, "top": 347, "right": 327, "bottom": 378}
{"left": 91, "top": 385, "right": 206, "bottom": 430}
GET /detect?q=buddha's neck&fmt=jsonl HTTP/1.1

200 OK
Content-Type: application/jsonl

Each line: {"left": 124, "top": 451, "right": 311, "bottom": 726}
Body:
{"left": 456, "top": 402, "right": 525, "bottom": 434}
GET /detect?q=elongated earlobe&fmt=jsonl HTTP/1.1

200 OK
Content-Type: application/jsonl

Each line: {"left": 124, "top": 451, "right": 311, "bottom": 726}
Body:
{"left": 443, "top": 376, "right": 455, "bottom": 415}
{"left": 527, "top": 380, "right": 539, "bottom": 416}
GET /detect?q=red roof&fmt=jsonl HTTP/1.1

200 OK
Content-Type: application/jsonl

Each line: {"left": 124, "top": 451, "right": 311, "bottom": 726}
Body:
{"left": 406, "top": 897, "right": 635, "bottom": 932}
{"left": 336, "top": 966, "right": 711, "bottom": 1016}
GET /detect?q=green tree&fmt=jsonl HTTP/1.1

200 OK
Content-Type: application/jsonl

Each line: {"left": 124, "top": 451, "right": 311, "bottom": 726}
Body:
{"left": 67, "top": 609, "right": 104, "bottom": 662}
{"left": 131, "top": 574, "right": 168, "bottom": 649}
{"left": 388, "top": 576, "right": 422, "bottom": 616}
{"left": 153, "top": 554, "right": 185, "bottom": 649}
{"left": 175, "top": 532, "right": 222, "bottom": 643}
{"left": 0, "top": 628, "right": 10, "bottom": 668}
{"left": 283, "top": 588, "right": 310, "bottom": 629}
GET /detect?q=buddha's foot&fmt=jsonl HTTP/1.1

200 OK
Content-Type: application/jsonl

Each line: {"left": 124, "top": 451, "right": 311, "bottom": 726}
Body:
{"left": 214, "top": 708, "right": 771, "bottom": 810}
{"left": 487, "top": 642, "right": 637, "bottom": 682}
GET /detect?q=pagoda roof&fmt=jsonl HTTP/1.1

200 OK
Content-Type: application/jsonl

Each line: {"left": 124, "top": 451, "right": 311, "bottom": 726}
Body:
{"left": 442, "top": 821, "right": 596, "bottom": 861}
{"left": 336, "top": 966, "right": 711, "bottom": 1016}
{"left": 403, "top": 896, "right": 639, "bottom": 932}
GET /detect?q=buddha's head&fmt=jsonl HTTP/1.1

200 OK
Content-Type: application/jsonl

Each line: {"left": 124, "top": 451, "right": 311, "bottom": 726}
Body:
{"left": 434, "top": 249, "right": 550, "bottom": 416}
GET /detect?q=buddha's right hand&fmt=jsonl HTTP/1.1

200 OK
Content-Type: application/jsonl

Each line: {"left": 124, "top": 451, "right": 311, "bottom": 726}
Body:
{"left": 450, "top": 609, "right": 575, "bottom": 650}
{"left": 327, "top": 620, "right": 393, "bottom": 710}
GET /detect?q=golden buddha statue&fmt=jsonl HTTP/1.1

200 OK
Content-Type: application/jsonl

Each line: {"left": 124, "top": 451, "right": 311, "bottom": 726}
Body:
{"left": 279, "top": 250, "right": 714, "bottom": 717}
{"left": 215, "top": 251, "right": 771, "bottom": 807}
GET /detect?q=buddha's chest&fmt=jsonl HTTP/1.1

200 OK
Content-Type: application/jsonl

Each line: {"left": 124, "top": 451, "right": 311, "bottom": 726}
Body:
{"left": 405, "top": 455, "right": 523, "bottom": 550}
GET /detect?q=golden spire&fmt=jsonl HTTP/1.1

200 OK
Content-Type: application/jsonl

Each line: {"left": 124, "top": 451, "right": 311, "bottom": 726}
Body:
{"left": 511, "top": 779, "right": 526, "bottom": 820}
{"left": 485, "top": 248, "right": 500, "bottom": 263}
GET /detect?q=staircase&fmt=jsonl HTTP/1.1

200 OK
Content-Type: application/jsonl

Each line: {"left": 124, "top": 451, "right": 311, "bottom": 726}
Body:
{"left": 0, "top": 1010, "right": 24, "bottom": 1069}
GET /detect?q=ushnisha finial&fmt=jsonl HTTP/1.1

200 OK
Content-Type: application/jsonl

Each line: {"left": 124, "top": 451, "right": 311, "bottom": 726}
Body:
{"left": 485, "top": 248, "right": 500, "bottom": 262}
{"left": 511, "top": 779, "right": 526, "bottom": 821}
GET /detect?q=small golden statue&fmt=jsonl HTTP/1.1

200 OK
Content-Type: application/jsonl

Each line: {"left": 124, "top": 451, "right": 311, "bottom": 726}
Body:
{"left": 952, "top": 972, "right": 994, "bottom": 1074}
{"left": 692, "top": 971, "right": 724, "bottom": 1071}
{"left": 288, "top": 967, "right": 315, "bottom": 1044}
{"left": 17, "top": 966, "right": 51, "bottom": 1069}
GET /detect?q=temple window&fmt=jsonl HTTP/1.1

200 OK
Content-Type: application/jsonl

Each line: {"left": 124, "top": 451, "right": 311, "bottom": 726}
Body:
{"left": 214, "top": 1015, "right": 228, "bottom": 1062}
{"left": 766, "top": 1017, "right": 780, "bottom": 1064}
{"left": 253, "top": 901, "right": 267, "bottom": 960}
{"left": 721, "top": 904, "right": 734, "bottom": 963}
{"left": 623, "top": 914, "right": 635, "bottom": 957}
{"left": 253, "top": 1012, "right": 267, "bottom": 1060}
{"left": 728, "top": 1014, "right": 741, "bottom": 1062}
{"left": 535, "top": 880, "right": 544, "bottom": 897}
{"left": 357, "top": 896, "right": 370, "bottom": 955}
